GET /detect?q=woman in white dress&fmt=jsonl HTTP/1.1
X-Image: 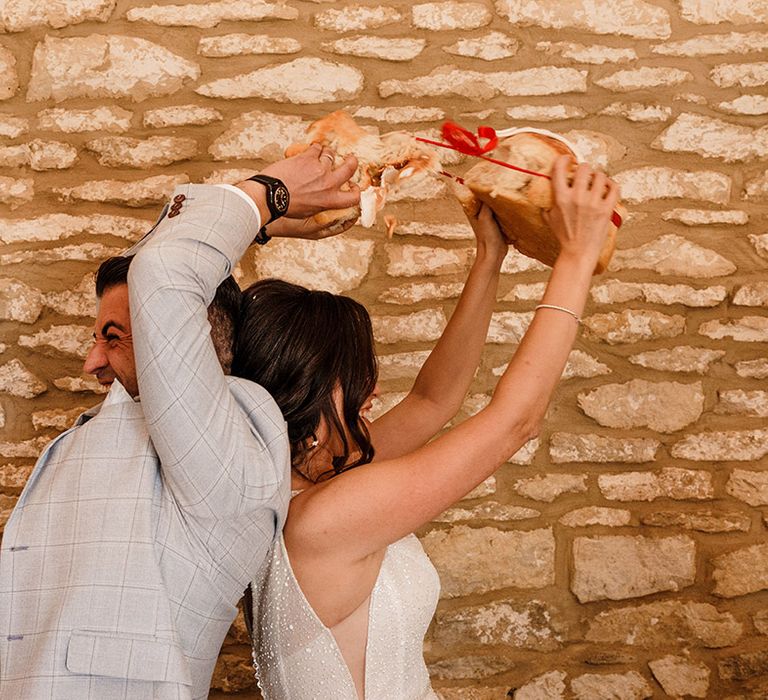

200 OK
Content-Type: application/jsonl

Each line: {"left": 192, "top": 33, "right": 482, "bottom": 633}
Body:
{"left": 236, "top": 157, "right": 620, "bottom": 699}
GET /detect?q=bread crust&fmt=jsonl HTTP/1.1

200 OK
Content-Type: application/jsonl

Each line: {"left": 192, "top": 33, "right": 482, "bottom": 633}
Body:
{"left": 463, "top": 131, "right": 622, "bottom": 274}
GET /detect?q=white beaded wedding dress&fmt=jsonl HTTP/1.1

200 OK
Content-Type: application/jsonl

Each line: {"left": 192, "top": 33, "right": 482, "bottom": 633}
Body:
{"left": 251, "top": 531, "right": 441, "bottom": 699}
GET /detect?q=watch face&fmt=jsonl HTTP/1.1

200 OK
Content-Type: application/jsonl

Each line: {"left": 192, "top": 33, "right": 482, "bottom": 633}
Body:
{"left": 274, "top": 185, "right": 289, "bottom": 214}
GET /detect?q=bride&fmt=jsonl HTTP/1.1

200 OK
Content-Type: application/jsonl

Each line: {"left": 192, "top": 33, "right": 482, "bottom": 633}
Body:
{"left": 239, "top": 157, "right": 619, "bottom": 699}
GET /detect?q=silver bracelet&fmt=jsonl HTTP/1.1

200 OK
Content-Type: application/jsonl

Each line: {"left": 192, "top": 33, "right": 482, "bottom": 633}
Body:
{"left": 534, "top": 303, "right": 581, "bottom": 324}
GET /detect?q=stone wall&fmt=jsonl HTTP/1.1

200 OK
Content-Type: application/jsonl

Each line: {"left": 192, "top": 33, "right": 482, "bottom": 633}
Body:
{"left": 1, "top": 1, "right": 767, "bottom": 698}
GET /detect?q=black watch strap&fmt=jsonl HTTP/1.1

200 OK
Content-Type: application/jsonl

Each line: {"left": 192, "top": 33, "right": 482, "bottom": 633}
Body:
{"left": 254, "top": 226, "right": 271, "bottom": 245}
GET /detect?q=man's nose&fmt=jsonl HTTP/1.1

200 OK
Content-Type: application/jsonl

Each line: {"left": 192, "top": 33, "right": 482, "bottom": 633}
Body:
{"left": 83, "top": 341, "right": 106, "bottom": 375}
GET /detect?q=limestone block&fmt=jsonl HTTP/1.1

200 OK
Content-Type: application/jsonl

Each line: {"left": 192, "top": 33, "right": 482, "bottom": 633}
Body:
{"left": 711, "top": 61, "right": 768, "bottom": 88}
{"left": 387, "top": 175, "right": 447, "bottom": 202}
{"left": 143, "top": 105, "right": 222, "bottom": 128}
{"left": 745, "top": 171, "right": 768, "bottom": 201}
{"left": 0, "top": 176, "right": 33, "bottom": 209}
{"left": 322, "top": 36, "right": 425, "bottom": 61}
{"left": 578, "top": 380, "right": 704, "bottom": 432}
{"left": 506, "top": 105, "right": 586, "bottom": 121}
{"left": 582, "top": 310, "right": 686, "bottom": 345}
{"left": 421, "top": 526, "right": 555, "bottom": 597}
{"left": 734, "top": 282, "right": 768, "bottom": 307}
{"left": 599, "top": 102, "right": 672, "bottom": 122}
{"left": 386, "top": 245, "right": 472, "bottom": 277}
{"left": 613, "top": 168, "right": 731, "bottom": 205}
{"left": 559, "top": 507, "right": 631, "bottom": 528}
{"left": 18, "top": 324, "right": 92, "bottom": 358}
{"left": 429, "top": 655, "right": 512, "bottom": 681}
{"left": 0, "top": 359, "right": 47, "bottom": 398}
{"left": 85, "top": 136, "right": 197, "bottom": 168}
{"left": 0, "top": 463, "right": 33, "bottom": 488}
{"left": 462, "top": 477, "right": 496, "bottom": 500}
{"left": 0, "top": 114, "right": 28, "bottom": 138}
{"left": 713, "top": 544, "right": 768, "bottom": 598}
{"left": 609, "top": 234, "right": 735, "bottom": 276}
{"left": 43, "top": 275, "right": 95, "bottom": 318}
{"left": 438, "top": 688, "right": 513, "bottom": 700}
{"left": 253, "top": 236, "right": 374, "bottom": 295}
{"left": 598, "top": 468, "right": 714, "bottom": 502}
{"left": 197, "top": 57, "right": 363, "bottom": 103}
{"left": 350, "top": 106, "right": 445, "bottom": 124}
{"left": 368, "top": 392, "right": 406, "bottom": 420}
{"left": 32, "top": 407, "right": 88, "bottom": 431}
{"left": 726, "top": 469, "right": 768, "bottom": 506}
{"left": 587, "top": 599, "right": 742, "bottom": 648}
{"left": 550, "top": 433, "right": 659, "bottom": 463}
{"left": 314, "top": 6, "right": 403, "bottom": 32}
{"left": 641, "top": 510, "right": 751, "bottom": 533}
{"left": 501, "top": 248, "right": 548, "bottom": 273}
{"left": 379, "top": 66, "right": 587, "bottom": 100}
{"left": 629, "top": 346, "right": 725, "bottom": 374}
{"left": 718, "top": 389, "right": 768, "bottom": 417}
{"left": 0, "top": 213, "right": 149, "bottom": 244}
{"left": 2, "top": 242, "right": 122, "bottom": 266}
{"left": 126, "top": 0, "right": 297, "bottom": 27}
{"left": 0, "top": 144, "right": 29, "bottom": 168}
{"left": 0, "top": 0, "right": 115, "bottom": 31}
{"left": 209, "top": 111, "right": 308, "bottom": 162}
{"left": 0, "top": 436, "right": 49, "bottom": 458}
{"left": 27, "top": 35, "right": 200, "bottom": 103}
{"left": 648, "top": 654, "right": 710, "bottom": 698}
{"left": 378, "top": 350, "right": 430, "bottom": 381}
{"left": 509, "top": 438, "right": 540, "bottom": 465}
{"left": 198, "top": 34, "right": 301, "bottom": 57}
{"left": 444, "top": 32, "right": 519, "bottom": 61}
{"left": 512, "top": 473, "right": 587, "bottom": 503}
{"left": 0, "top": 46, "right": 18, "bottom": 100}
{"left": 378, "top": 281, "right": 464, "bottom": 305}
{"left": 486, "top": 311, "right": 533, "bottom": 344}
{"left": 412, "top": 2, "right": 491, "bottom": 30}
{"left": 395, "top": 221, "right": 474, "bottom": 240}
{"left": 679, "top": 0, "right": 768, "bottom": 24}
{"left": 536, "top": 41, "right": 637, "bottom": 64}
{"left": 373, "top": 309, "right": 447, "bottom": 344}
{"left": 591, "top": 280, "right": 726, "bottom": 307}
{"left": 653, "top": 112, "right": 768, "bottom": 162}
{"left": 755, "top": 610, "right": 768, "bottom": 635}
{"left": 595, "top": 67, "right": 692, "bottom": 92}
{"left": 561, "top": 129, "right": 626, "bottom": 169}
{"left": 501, "top": 282, "right": 546, "bottom": 301}
{"left": 570, "top": 672, "right": 652, "bottom": 700}
{"left": 435, "top": 502, "right": 540, "bottom": 523}
{"left": 434, "top": 599, "right": 562, "bottom": 650}
{"left": 513, "top": 672, "right": 566, "bottom": 700}
{"left": 572, "top": 535, "right": 695, "bottom": 603}
{"left": 662, "top": 208, "right": 749, "bottom": 225}
{"left": 653, "top": 31, "right": 768, "bottom": 56}
{"left": 718, "top": 95, "right": 768, "bottom": 116}
{"left": 735, "top": 358, "right": 768, "bottom": 378}
{"left": 210, "top": 652, "right": 256, "bottom": 693}
{"left": 54, "top": 174, "right": 189, "bottom": 207}
{"left": 718, "top": 650, "right": 768, "bottom": 683}
{"left": 495, "top": 0, "right": 670, "bottom": 39}
{"left": 562, "top": 351, "right": 611, "bottom": 380}
{"left": 671, "top": 429, "right": 768, "bottom": 461}
{"left": 0, "top": 279, "right": 42, "bottom": 323}
{"left": 38, "top": 106, "right": 132, "bottom": 133}
{"left": 699, "top": 316, "right": 768, "bottom": 342}
{"left": 53, "top": 375, "right": 108, "bottom": 394}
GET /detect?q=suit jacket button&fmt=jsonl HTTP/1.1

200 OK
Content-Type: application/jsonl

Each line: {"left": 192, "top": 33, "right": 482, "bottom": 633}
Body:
{"left": 168, "top": 210, "right": 180, "bottom": 218}
{"left": 173, "top": 194, "right": 186, "bottom": 203}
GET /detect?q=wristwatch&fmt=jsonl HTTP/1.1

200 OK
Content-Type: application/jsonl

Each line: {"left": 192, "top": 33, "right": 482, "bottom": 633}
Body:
{"left": 247, "top": 174, "right": 290, "bottom": 245}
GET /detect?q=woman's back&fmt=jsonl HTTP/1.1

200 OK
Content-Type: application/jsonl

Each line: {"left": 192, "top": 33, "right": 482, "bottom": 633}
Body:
{"left": 252, "top": 533, "right": 440, "bottom": 700}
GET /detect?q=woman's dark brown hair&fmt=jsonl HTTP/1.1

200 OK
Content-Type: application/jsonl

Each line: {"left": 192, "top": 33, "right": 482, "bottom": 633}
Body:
{"left": 232, "top": 278, "right": 378, "bottom": 481}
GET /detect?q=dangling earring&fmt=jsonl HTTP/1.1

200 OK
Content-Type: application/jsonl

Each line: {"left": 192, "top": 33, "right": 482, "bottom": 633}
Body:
{"left": 309, "top": 433, "right": 319, "bottom": 449}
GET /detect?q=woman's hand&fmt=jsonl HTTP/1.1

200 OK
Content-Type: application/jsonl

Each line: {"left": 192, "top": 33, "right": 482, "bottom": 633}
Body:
{"left": 543, "top": 156, "right": 620, "bottom": 266}
{"left": 465, "top": 203, "right": 508, "bottom": 268}
{"left": 266, "top": 214, "right": 356, "bottom": 241}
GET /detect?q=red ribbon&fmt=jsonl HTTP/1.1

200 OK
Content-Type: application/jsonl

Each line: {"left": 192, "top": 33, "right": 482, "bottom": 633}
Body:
{"left": 416, "top": 122, "right": 623, "bottom": 229}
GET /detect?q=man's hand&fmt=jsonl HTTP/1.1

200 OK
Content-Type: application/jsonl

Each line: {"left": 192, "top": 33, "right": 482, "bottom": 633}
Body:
{"left": 259, "top": 144, "right": 360, "bottom": 219}
{"left": 266, "top": 213, "right": 357, "bottom": 240}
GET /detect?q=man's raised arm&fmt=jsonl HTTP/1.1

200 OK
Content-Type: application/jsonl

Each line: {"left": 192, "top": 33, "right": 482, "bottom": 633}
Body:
{"left": 127, "top": 147, "right": 358, "bottom": 519}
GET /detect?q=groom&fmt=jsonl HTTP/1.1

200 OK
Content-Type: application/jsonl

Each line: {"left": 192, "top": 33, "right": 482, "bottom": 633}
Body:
{"left": 0, "top": 145, "right": 358, "bottom": 699}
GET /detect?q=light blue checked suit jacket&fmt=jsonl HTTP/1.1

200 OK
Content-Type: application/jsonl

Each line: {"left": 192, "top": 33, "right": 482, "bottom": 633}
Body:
{"left": 0, "top": 185, "right": 291, "bottom": 699}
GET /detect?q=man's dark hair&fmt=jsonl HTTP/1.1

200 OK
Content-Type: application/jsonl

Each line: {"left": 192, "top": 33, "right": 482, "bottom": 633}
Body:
{"left": 233, "top": 278, "right": 377, "bottom": 482}
{"left": 95, "top": 255, "right": 241, "bottom": 374}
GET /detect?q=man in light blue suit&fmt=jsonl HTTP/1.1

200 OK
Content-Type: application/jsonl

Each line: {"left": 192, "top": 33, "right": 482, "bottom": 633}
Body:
{"left": 0, "top": 145, "right": 358, "bottom": 699}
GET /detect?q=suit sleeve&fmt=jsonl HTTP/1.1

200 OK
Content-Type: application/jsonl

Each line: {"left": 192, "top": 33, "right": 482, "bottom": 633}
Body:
{"left": 127, "top": 184, "right": 287, "bottom": 520}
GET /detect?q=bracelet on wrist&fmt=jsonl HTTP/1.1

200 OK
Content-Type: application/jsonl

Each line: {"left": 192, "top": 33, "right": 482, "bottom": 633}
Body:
{"left": 534, "top": 303, "right": 581, "bottom": 324}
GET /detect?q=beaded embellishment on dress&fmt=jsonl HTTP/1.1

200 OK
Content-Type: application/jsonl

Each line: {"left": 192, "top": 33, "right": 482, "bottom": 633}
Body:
{"left": 251, "top": 533, "right": 441, "bottom": 700}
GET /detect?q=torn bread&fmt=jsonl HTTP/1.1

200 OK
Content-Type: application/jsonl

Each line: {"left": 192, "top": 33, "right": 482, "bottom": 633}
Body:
{"left": 461, "top": 128, "right": 624, "bottom": 274}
